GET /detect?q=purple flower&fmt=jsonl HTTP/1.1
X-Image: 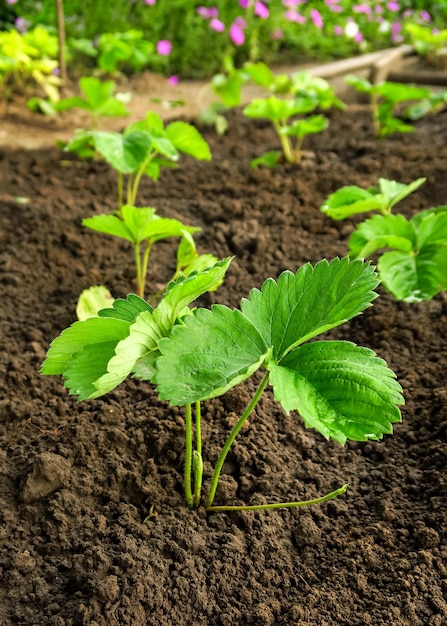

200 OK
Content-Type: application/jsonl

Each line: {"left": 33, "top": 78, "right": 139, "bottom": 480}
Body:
{"left": 420, "top": 10, "right": 431, "bottom": 22}
{"left": 229, "top": 21, "right": 245, "bottom": 46}
{"left": 7, "top": 0, "right": 18, "bottom": 4}
{"left": 334, "top": 25, "right": 343, "bottom": 35}
{"left": 15, "top": 17, "right": 27, "bottom": 33}
{"left": 144, "top": 0, "right": 156, "bottom": 5}
{"left": 254, "top": 1, "right": 269, "bottom": 18}
{"left": 235, "top": 16, "right": 247, "bottom": 27}
{"left": 284, "top": 10, "right": 306, "bottom": 23}
{"left": 354, "top": 32, "right": 364, "bottom": 43}
{"left": 310, "top": 9, "right": 323, "bottom": 28}
{"left": 210, "top": 18, "right": 225, "bottom": 32}
{"left": 239, "top": 0, "right": 250, "bottom": 7}
{"left": 156, "top": 40, "right": 172, "bottom": 56}
{"left": 167, "top": 75, "right": 179, "bottom": 85}
{"left": 283, "top": 0, "right": 305, "bottom": 6}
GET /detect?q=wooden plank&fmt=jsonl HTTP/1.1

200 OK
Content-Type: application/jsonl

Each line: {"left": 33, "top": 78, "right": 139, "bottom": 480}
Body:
{"left": 387, "top": 70, "right": 447, "bottom": 86}
{"left": 369, "top": 47, "right": 406, "bottom": 84}
{"left": 308, "top": 46, "right": 413, "bottom": 80}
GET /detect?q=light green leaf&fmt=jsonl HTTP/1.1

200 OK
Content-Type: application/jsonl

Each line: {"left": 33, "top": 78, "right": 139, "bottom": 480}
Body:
{"left": 414, "top": 210, "right": 447, "bottom": 248}
{"left": 251, "top": 151, "right": 281, "bottom": 169}
{"left": 98, "top": 293, "right": 153, "bottom": 322}
{"left": 269, "top": 341, "right": 403, "bottom": 444}
{"left": 243, "top": 96, "right": 315, "bottom": 122}
{"left": 348, "top": 214, "right": 416, "bottom": 258}
{"left": 378, "top": 246, "right": 447, "bottom": 302}
{"left": 82, "top": 212, "right": 137, "bottom": 242}
{"left": 345, "top": 74, "right": 373, "bottom": 93}
{"left": 240, "top": 258, "right": 379, "bottom": 361}
{"left": 165, "top": 121, "right": 211, "bottom": 160}
{"left": 321, "top": 186, "right": 384, "bottom": 220}
{"left": 40, "top": 317, "right": 129, "bottom": 377}
{"left": 282, "top": 114, "right": 328, "bottom": 138}
{"left": 378, "top": 177, "right": 426, "bottom": 209}
{"left": 377, "top": 82, "right": 431, "bottom": 103}
{"left": 154, "top": 305, "right": 269, "bottom": 405}
{"left": 155, "top": 257, "right": 233, "bottom": 334}
{"left": 242, "top": 61, "right": 276, "bottom": 88}
{"left": 76, "top": 285, "right": 115, "bottom": 321}
{"left": 149, "top": 135, "right": 179, "bottom": 161}
{"left": 211, "top": 72, "right": 244, "bottom": 107}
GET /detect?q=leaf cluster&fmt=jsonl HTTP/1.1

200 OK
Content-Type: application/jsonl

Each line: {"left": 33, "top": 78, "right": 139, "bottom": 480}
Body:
{"left": 42, "top": 257, "right": 403, "bottom": 446}
{"left": 321, "top": 178, "right": 447, "bottom": 302}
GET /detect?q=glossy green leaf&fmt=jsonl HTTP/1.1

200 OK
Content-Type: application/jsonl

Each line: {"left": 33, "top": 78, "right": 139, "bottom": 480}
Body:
{"left": 321, "top": 186, "right": 384, "bottom": 220}
{"left": 240, "top": 258, "right": 379, "bottom": 361}
{"left": 154, "top": 305, "right": 269, "bottom": 405}
{"left": 243, "top": 96, "right": 316, "bottom": 121}
{"left": 165, "top": 121, "right": 211, "bottom": 160}
{"left": 76, "top": 285, "right": 115, "bottom": 321}
{"left": 98, "top": 293, "right": 153, "bottom": 322}
{"left": 91, "top": 130, "right": 152, "bottom": 174}
{"left": 251, "top": 151, "right": 281, "bottom": 169}
{"left": 378, "top": 177, "right": 426, "bottom": 209}
{"left": 378, "top": 245, "right": 447, "bottom": 302}
{"left": 348, "top": 214, "right": 416, "bottom": 258}
{"left": 269, "top": 341, "right": 403, "bottom": 444}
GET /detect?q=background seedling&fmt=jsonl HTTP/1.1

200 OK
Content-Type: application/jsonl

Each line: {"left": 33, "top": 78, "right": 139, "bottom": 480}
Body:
{"left": 321, "top": 178, "right": 447, "bottom": 302}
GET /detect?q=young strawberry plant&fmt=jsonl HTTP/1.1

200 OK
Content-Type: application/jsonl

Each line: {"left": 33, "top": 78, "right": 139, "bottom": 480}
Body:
{"left": 321, "top": 178, "right": 447, "bottom": 302}
{"left": 82, "top": 204, "right": 218, "bottom": 300}
{"left": 242, "top": 68, "right": 344, "bottom": 167}
{"left": 64, "top": 111, "right": 211, "bottom": 208}
{"left": 41, "top": 257, "right": 403, "bottom": 513}
{"left": 54, "top": 76, "right": 130, "bottom": 126}
{"left": 345, "top": 75, "right": 433, "bottom": 137}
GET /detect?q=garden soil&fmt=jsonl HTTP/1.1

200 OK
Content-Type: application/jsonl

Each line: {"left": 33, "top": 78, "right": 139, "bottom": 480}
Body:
{"left": 0, "top": 104, "right": 447, "bottom": 626}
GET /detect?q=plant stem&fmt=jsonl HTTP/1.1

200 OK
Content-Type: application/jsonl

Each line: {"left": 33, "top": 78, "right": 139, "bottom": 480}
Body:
{"left": 192, "top": 401, "right": 203, "bottom": 507}
{"left": 184, "top": 403, "right": 194, "bottom": 508}
{"left": 274, "top": 121, "right": 295, "bottom": 164}
{"left": 117, "top": 171, "right": 123, "bottom": 212}
{"left": 205, "top": 371, "right": 270, "bottom": 509}
{"left": 140, "top": 241, "right": 152, "bottom": 300}
{"left": 205, "top": 483, "right": 348, "bottom": 513}
{"left": 127, "top": 176, "right": 134, "bottom": 206}
{"left": 134, "top": 242, "right": 143, "bottom": 297}
{"left": 131, "top": 152, "right": 155, "bottom": 207}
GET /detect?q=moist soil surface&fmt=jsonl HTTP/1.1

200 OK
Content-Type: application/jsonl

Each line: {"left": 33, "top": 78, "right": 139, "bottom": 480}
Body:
{"left": 1, "top": 104, "right": 447, "bottom": 626}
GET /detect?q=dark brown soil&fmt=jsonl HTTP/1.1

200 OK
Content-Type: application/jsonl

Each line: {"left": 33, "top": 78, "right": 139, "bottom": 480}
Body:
{"left": 1, "top": 105, "right": 447, "bottom": 626}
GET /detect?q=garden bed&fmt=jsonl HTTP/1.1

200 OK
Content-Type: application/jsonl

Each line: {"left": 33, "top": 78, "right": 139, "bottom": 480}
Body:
{"left": 1, "top": 104, "right": 447, "bottom": 626}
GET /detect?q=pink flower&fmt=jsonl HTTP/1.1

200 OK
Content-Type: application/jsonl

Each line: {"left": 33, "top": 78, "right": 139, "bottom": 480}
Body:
{"left": 156, "top": 40, "right": 172, "bottom": 56}
{"left": 334, "top": 25, "right": 343, "bottom": 35}
{"left": 284, "top": 10, "right": 306, "bottom": 23}
{"left": 283, "top": 0, "right": 305, "bottom": 6}
{"left": 386, "top": 1, "right": 399, "bottom": 12}
{"left": 254, "top": 1, "right": 269, "bottom": 18}
{"left": 144, "top": 0, "right": 155, "bottom": 5}
{"left": 353, "top": 4, "right": 372, "bottom": 14}
{"left": 210, "top": 18, "right": 225, "bottom": 32}
{"left": 197, "top": 6, "right": 218, "bottom": 18}
{"left": 7, "top": 0, "right": 18, "bottom": 4}
{"left": 391, "top": 21, "right": 402, "bottom": 42}
{"left": 375, "top": 5, "right": 384, "bottom": 13}
{"left": 239, "top": 0, "right": 250, "bottom": 7}
{"left": 235, "top": 16, "right": 247, "bottom": 27}
{"left": 229, "top": 21, "right": 245, "bottom": 46}
{"left": 354, "top": 32, "right": 364, "bottom": 43}
{"left": 167, "top": 75, "right": 179, "bottom": 86}
{"left": 271, "top": 28, "right": 284, "bottom": 40}
{"left": 421, "top": 10, "right": 431, "bottom": 22}
{"left": 310, "top": 9, "right": 323, "bottom": 28}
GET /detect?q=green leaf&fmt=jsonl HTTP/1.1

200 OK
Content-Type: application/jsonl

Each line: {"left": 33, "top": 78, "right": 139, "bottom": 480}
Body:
{"left": 98, "top": 293, "right": 153, "bottom": 322}
{"left": 242, "top": 61, "right": 276, "bottom": 88}
{"left": 243, "top": 96, "right": 316, "bottom": 122}
{"left": 41, "top": 317, "right": 129, "bottom": 378}
{"left": 414, "top": 210, "right": 447, "bottom": 248}
{"left": 76, "top": 285, "right": 115, "bottom": 321}
{"left": 211, "top": 72, "right": 244, "bottom": 107}
{"left": 345, "top": 74, "right": 373, "bottom": 93}
{"left": 240, "top": 258, "right": 379, "bottom": 361}
{"left": 269, "top": 341, "right": 403, "bottom": 444}
{"left": 154, "top": 305, "right": 269, "bottom": 405}
{"left": 155, "top": 257, "right": 233, "bottom": 334}
{"left": 91, "top": 130, "right": 152, "bottom": 174}
{"left": 64, "top": 129, "right": 96, "bottom": 159}
{"left": 82, "top": 212, "right": 137, "bottom": 242}
{"left": 348, "top": 214, "right": 416, "bottom": 258}
{"left": 378, "top": 245, "right": 447, "bottom": 302}
{"left": 378, "top": 177, "right": 426, "bottom": 210}
{"left": 251, "top": 151, "right": 281, "bottom": 169}
{"left": 282, "top": 114, "right": 328, "bottom": 138}
{"left": 321, "top": 185, "right": 384, "bottom": 220}
{"left": 165, "top": 121, "right": 211, "bottom": 160}
{"left": 376, "top": 82, "right": 431, "bottom": 104}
